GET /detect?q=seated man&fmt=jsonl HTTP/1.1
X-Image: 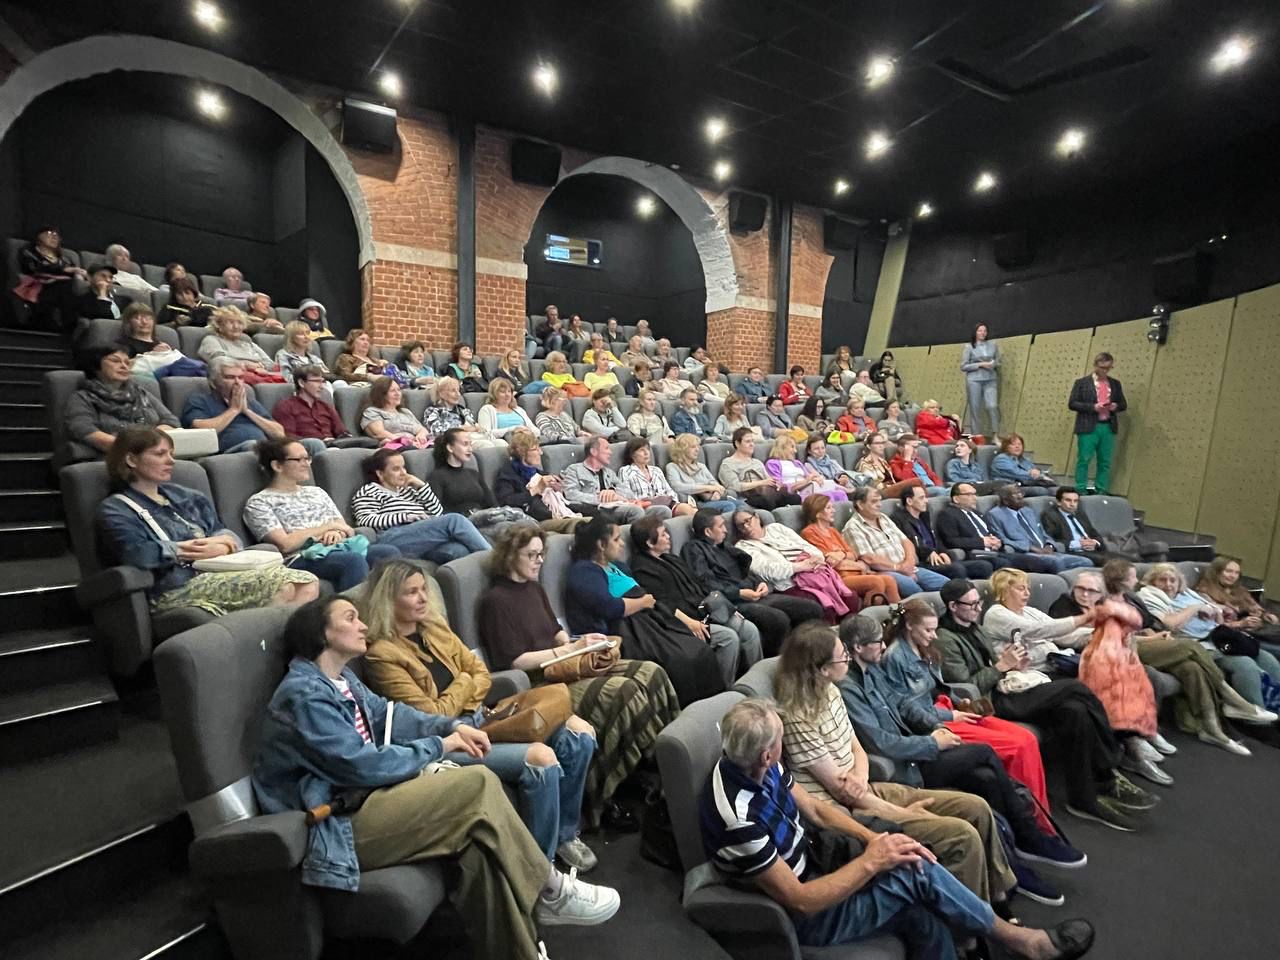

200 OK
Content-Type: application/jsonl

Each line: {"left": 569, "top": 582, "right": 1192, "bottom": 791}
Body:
{"left": 934, "top": 484, "right": 1031, "bottom": 572}
{"left": 734, "top": 365, "right": 770, "bottom": 402}
{"left": 104, "top": 243, "right": 156, "bottom": 293}
{"left": 635, "top": 318, "right": 656, "bottom": 349}
{"left": 893, "top": 485, "right": 992, "bottom": 581}
{"left": 670, "top": 388, "right": 713, "bottom": 440}
{"left": 272, "top": 364, "right": 369, "bottom": 446}
{"left": 700, "top": 698, "right": 1094, "bottom": 960}
{"left": 562, "top": 435, "right": 669, "bottom": 523}
{"left": 1039, "top": 487, "right": 1128, "bottom": 566}
{"left": 842, "top": 486, "right": 951, "bottom": 595}
{"left": 182, "top": 360, "right": 321, "bottom": 455}
{"left": 987, "top": 486, "right": 1092, "bottom": 574}
{"left": 214, "top": 266, "right": 253, "bottom": 308}
{"left": 581, "top": 389, "right": 628, "bottom": 439}
{"left": 848, "top": 369, "right": 886, "bottom": 407}
{"left": 77, "top": 262, "right": 129, "bottom": 321}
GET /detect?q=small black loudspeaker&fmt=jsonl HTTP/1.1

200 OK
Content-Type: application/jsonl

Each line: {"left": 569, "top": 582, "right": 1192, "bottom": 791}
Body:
{"left": 993, "top": 230, "right": 1033, "bottom": 269}
{"left": 511, "top": 139, "right": 562, "bottom": 186}
{"left": 341, "top": 98, "right": 397, "bottom": 153}
{"left": 1153, "top": 250, "right": 1212, "bottom": 303}
{"left": 728, "top": 192, "right": 768, "bottom": 233}
{"left": 823, "top": 214, "right": 859, "bottom": 251}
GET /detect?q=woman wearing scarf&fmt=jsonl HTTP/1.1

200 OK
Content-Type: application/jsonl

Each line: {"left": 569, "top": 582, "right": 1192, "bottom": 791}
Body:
{"left": 65, "top": 345, "right": 179, "bottom": 462}
{"left": 492, "top": 429, "right": 587, "bottom": 532}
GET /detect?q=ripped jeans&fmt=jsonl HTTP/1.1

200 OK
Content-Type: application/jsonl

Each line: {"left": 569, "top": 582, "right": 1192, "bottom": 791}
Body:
{"left": 448, "top": 724, "right": 595, "bottom": 859}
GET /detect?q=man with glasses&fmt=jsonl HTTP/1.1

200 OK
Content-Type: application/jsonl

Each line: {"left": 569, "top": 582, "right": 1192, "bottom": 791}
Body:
{"left": 1068, "top": 353, "right": 1126, "bottom": 494}
{"left": 273, "top": 364, "right": 366, "bottom": 448}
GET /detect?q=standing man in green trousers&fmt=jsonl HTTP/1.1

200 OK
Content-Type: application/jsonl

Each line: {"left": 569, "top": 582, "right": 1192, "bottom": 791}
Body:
{"left": 1068, "top": 352, "right": 1126, "bottom": 494}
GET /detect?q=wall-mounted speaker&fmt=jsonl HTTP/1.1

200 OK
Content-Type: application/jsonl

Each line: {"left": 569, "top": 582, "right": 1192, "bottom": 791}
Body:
{"left": 1152, "top": 250, "right": 1212, "bottom": 303}
{"left": 993, "top": 230, "right": 1033, "bottom": 269}
{"left": 728, "top": 192, "right": 768, "bottom": 233}
{"left": 341, "top": 98, "right": 398, "bottom": 153}
{"left": 511, "top": 139, "right": 562, "bottom": 187}
{"left": 823, "top": 214, "right": 860, "bottom": 251}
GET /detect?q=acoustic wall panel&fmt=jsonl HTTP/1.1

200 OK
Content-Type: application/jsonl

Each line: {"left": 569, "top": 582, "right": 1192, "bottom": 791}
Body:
{"left": 1012, "top": 329, "right": 1092, "bottom": 473}
{"left": 1196, "top": 289, "right": 1280, "bottom": 574}
{"left": 1126, "top": 298, "right": 1234, "bottom": 532}
{"left": 887, "top": 345, "right": 929, "bottom": 405}
{"left": 994, "top": 334, "right": 1033, "bottom": 438}
{"left": 921, "top": 343, "right": 967, "bottom": 422}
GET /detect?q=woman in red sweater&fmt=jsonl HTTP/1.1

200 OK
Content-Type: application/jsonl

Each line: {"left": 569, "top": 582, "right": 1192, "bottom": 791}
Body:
{"left": 887, "top": 434, "right": 947, "bottom": 495}
{"left": 914, "top": 399, "right": 962, "bottom": 446}
{"left": 777, "top": 364, "right": 812, "bottom": 405}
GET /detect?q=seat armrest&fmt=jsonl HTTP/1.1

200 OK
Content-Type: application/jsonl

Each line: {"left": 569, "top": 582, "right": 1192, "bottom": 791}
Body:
{"left": 75, "top": 565, "right": 154, "bottom": 605}
{"left": 946, "top": 682, "right": 982, "bottom": 702}
{"left": 945, "top": 548, "right": 965, "bottom": 561}
{"left": 867, "top": 753, "right": 896, "bottom": 782}
{"left": 486, "top": 669, "right": 532, "bottom": 704}
{"left": 682, "top": 863, "right": 802, "bottom": 959}
{"left": 189, "top": 811, "right": 308, "bottom": 878}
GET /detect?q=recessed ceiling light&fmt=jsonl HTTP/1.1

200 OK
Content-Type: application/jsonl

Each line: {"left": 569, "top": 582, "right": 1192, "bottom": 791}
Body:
{"left": 378, "top": 71, "right": 403, "bottom": 98}
{"left": 636, "top": 195, "right": 657, "bottom": 218}
{"left": 705, "top": 116, "right": 727, "bottom": 143}
{"left": 196, "top": 88, "right": 226, "bottom": 119}
{"left": 1210, "top": 34, "right": 1254, "bottom": 73}
{"left": 973, "top": 171, "right": 997, "bottom": 193}
{"left": 713, "top": 160, "right": 732, "bottom": 182}
{"left": 916, "top": 201, "right": 934, "bottom": 219}
{"left": 533, "top": 62, "right": 558, "bottom": 96}
{"left": 670, "top": 0, "right": 699, "bottom": 10}
{"left": 865, "top": 55, "right": 895, "bottom": 87}
{"left": 864, "top": 131, "right": 892, "bottom": 160}
{"left": 1055, "top": 127, "right": 1086, "bottom": 158}
{"left": 834, "top": 178, "right": 851, "bottom": 196}
{"left": 192, "top": 1, "right": 223, "bottom": 31}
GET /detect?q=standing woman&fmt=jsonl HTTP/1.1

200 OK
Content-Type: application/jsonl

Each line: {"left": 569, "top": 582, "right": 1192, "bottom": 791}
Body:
{"left": 961, "top": 324, "right": 1001, "bottom": 439}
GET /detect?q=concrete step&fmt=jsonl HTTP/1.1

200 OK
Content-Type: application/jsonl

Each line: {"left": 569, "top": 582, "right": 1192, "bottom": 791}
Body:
{"left": 0, "top": 676, "right": 121, "bottom": 764}
{"left": 0, "top": 520, "right": 69, "bottom": 556}
{"left": 0, "top": 628, "right": 101, "bottom": 696}
{"left": 0, "top": 453, "right": 53, "bottom": 489}
{"left": 0, "top": 489, "right": 64, "bottom": 523}
{"left": 0, "top": 425, "right": 53, "bottom": 453}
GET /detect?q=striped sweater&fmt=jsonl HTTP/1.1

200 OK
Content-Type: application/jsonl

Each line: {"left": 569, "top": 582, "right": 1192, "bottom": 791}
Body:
{"left": 351, "top": 481, "right": 443, "bottom": 530}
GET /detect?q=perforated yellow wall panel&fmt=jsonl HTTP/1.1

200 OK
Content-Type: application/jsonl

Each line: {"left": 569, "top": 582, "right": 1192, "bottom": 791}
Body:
{"left": 1126, "top": 298, "right": 1234, "bottom": 532}
{"left": 888, "top": 345, "right": 930, "bottom": 405}
{"left": 1013, "top": 329, "right": 1092, "bottom": 473}
{"left": 922, "top": 343, "right": 968, "bottom": 420}
{"left": 993, "top": 334, "right": 1033, "bottom": 437}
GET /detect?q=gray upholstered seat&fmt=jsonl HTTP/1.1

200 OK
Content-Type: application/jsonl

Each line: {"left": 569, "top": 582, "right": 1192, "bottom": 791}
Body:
{"left": 43, "top": 369, "right": 163, "bottom": 469}
{"left": 1026, "top": 572, "right": 1068, "bottom": 612}
{"left": 80, "top": 317, "right": 180, "bottom": 351}
{"left": 1081, "top": 495, "right": 1169, "bottom": 560}
{"left": 201, "top": 451, "right": 268, "bottom": 544}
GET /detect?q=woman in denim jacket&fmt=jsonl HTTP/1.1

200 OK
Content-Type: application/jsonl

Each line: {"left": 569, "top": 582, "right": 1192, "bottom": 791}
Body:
{"left": 252, "top": 596, "right": 620, "bottom": 960}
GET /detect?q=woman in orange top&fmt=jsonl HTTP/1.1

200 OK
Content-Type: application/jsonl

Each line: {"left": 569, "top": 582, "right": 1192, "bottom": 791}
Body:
{"left": 836, "top": 397, "right": 877, "bottom": 439}
{"left": 799, "top": 494, "right": 900, "bottom": 606}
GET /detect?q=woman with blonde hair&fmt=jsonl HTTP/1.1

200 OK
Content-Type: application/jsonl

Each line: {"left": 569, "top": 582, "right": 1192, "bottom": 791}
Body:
{"left": 361, "top": 560, "right": 600, "bottom": 870}
{"left": 275, "top": 320, "right": 331, "bottom": 384}
{"left": 494, "top": 346, "right": 546, "bottom": 395}
{"left": 534, "top": 385, "right": 587, "bottom": 444}
{"left": 767, "top": 434, "right": 847, "bottom": 501}
{"left": 540, "top": 351, "right": 589, "bottom": 397}
{"left": 664, "top": 433, "right": 741, "bottom": 512}
{"left": 626, "top": 388, "right": 671, "bottom": 441}
{"left": 712, "top": 392, "right": 755, "bottom": 441}
{"left": 914, "top": 398, "right": 962, "bottom": 446}
{"left": 835, "top": 397, "right": 876, "bottom": 440}
{"left": 477, "top": 377, "right": 536, "bottom": 439}
{"left": 1197, "top": 556, "right": 1280, "bottom": 653}
{"left": 798, "top": 494, "right": 898, "bottom": 605}
{"left": 197, "top": 306, "right": 276, "bottom": 376}
{"left": 983, "top": 567, "right": 1097, "bottom": 666}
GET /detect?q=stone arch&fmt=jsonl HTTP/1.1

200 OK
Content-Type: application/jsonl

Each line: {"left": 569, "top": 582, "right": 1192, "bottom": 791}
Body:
{"left": 0, "top": 34, "right": 375, "bottom": 266}
{"left": 558, "top": 156, "right": 738, "bottom": 313}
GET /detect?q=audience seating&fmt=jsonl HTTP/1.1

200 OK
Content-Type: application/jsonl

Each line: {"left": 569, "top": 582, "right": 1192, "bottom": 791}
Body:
{"left": 1081, "top": 495, "right": 1169, "bottom": 560}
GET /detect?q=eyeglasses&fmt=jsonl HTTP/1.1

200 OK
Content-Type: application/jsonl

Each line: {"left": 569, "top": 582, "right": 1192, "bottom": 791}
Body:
{"left": 283, "top": 456, "right": 313, "bottom": 464}
{"left": 1074, "top": 587, "right": 1102, "bottom": 596}
{"left": 520, "top": 551, "right": 546, "bottom": 561}
{"left": 953, "top": 599, "right": 982, "bottom": 609}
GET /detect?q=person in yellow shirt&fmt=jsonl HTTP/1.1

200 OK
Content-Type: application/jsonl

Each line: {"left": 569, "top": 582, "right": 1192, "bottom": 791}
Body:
{"left": 582, "top": 332, "right": 620, "bottom": 367}
{"left": 583, "top": 351, "right": 623, "bottom": 401}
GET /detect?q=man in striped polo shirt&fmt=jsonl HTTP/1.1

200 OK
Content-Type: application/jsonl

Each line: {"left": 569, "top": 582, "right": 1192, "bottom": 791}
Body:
{"left": 698, "top": 698, "right": 1095, "bottom": 960}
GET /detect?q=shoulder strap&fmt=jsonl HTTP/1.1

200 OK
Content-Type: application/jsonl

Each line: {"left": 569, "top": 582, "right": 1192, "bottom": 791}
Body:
{"left": 111, "top": 493, "right": 171, "bottom": 542}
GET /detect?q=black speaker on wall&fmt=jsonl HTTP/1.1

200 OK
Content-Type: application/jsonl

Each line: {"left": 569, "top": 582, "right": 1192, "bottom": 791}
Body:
{"left": 993, "top": 230, "right": 1033, "bottom": 269}
{"left": 728, "top": 192, "right": 768, "bottom": 233}
{"left": 1153, "top": 250, "right": 1212, "bottom": 303}
{"left": 341, "top": 98, "right": 398, "bottom": 153}
{"left": 823, "top": 214, "right": 860, "bottom": 251}
{"left": 511, "top": 139, "right": 562, "bottom": 186}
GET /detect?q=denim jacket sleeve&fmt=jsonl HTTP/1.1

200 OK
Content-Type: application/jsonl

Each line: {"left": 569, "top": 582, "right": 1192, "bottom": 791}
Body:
{"left": 837, "top": 676, "right": 940, "bottom": 765}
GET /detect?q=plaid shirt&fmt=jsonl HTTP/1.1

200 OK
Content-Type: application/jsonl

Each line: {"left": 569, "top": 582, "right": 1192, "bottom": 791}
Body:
{"left": 843, "top": 511, "right": 906, "bottom": 564}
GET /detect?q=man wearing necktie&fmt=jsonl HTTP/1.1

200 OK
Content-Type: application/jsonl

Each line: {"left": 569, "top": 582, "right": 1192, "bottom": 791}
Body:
{"left": 1041, "top": 487, "right": 1130, "bottom": 566}
{"left": 986, "top": 486, "right": 1092, "bottom": 574}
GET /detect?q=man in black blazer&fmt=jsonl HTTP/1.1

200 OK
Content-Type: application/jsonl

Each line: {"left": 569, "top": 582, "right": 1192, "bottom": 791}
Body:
{"left": 1068, "top": 352, "right": 1126, "bottom": 494}
{"left": 935, "top": 483, "right": 1038, "bottom": 573}
{"left": 892, "top": 485, "right": 992, "bottom": 580}
{"left": 1040, "top": 486, "right": 1131, "bottom": 566}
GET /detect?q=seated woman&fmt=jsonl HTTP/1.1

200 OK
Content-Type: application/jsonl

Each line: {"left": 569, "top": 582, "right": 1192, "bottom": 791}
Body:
{"left": 481, "top": 526, "right": 678, "bottom": 830}
{"left": 361, "top": 559, "right": 599, "bottom": 868}
{"left": 1197, "top": 556, "right": 1280, "bottom": 655}
{"left": 66, "top": 346, "right": 179, "bottom": 460}
{"left": 805, "top": 436, "right": 861, "bottom": 491}
{"left": 713, "top": 392, "right": 757, "bottom": 441}
{"left": 718, "top": 427, "right": 801, "bottom": 510}
{"left": 991, "top": 434, "right": 1056, "bottom": 492}
{"left": 915, "top": 399, "right": 962, "bottom": 445}
{"left": 795, "top": 396, "right": 836, "bottom": 438}
{"left": 983, "top": 567, "right": 1096, "bottom": 666}
{"left": 827, "top": 344, "right": 855, "bottom": 382}
{"left": 361, "top": 376, "right": 431, "bottom": 448}
{"left": 877, "top": 399, "right": 913, "bottom": 441}
{"left": 887, "top": 433, "right": 948, "bottom": 496}
{"left": 115, "top": 302, "right": 174, "bottom": 358}
{"left": 564, "top": 515, "right": 724, "bottom": 706}
{"left": 534, "top": 385, "right": 587, "bottom": 445}
{"left": 732, "top": 509, "right": 855, "bottom": 623}
{"left": 563, "top": 315, "right": 591, "bottom": 362}
{"left": 946, "top": 437, "right": 1002, "bottom": 495}
{"left": 815, "top": 369, "right": 846, "bottom": 405}
{"left": 351, "top": 447, "right": 491, "bottom": 563}
{"left": 665, "top": 432, "right": 742, "bottom": 513}
{"left": 540, "top": 351, "right": 587, "bottom": 396}
{"left": 13, "top": 225, "right": 84, "bottom": 331}
{"left": 755, "top": 396, "right": 798, "bottom": 440}
{"left": 295, "top": 298, "right": 335, "bottom": 339}
{"left": 798, "top": 494, "right": 900, "bottom": 605}
{"left": 583, "top": 352, "right": 623, "bottom": 401}
{"left": 275, "top": 320, "right": 332, "bottom": 385}
{"left": 398, "top": 340, "right": 436, "bottom": 389}
{"left": 478, "top": 377, "right": 536, "bottom": 440}
{"left": 835, "top": 398, "right": 876, "bottom": 439}
{"left": 619, "top": 437, "right": 696, "bottom": 517}
{"left": 447, "top": 342, "right": 489, "bottom": 393}
{"left": 767, "top": 434, "right": 848, "bottom": 502}
{"left": 651, "top": 338, "right": 676, "bottom": 370}
{"left": 492, "top": 429, "right": 586, "bottom": 532}
{"left": 777, "top": 366, "right": 811, "bottom": 405}
{"left": 196, "top": 306, "right": 277, "bottom": 379}
{"left": 244, "top": 437, "right": 401, "bottom": 590}
{"left": 626, "top": 388, "right": 671, "bottom": 441}
{"left": 97, "top": 427, "right": 318, "bottom": 615}
{"left": 855, "top": 432, "right": 922, "bottom": 499}
{"left": 333, "top": 328, "right": 382, "bottom": 387}
{"left": 430, "top": 428, "right": 523, "bottom": 535}
{"left": 253, "top": 596, "right": 619, "bottom": 960}
{"left": 869, "top": 351, "right": 904, "bottom": 402}
{"left": 245, "top": 293, "right": 283, "bottom": 335}
{"left": 1138, "top": 563, "right": 1280, "bottom": 714}
{"left": 774, "top": 622, "right": 1016, "bottom": 905}
{"left": 625, "top": 360, "right": 653, "bottom": 397}
{"left": 582, "top": 333, "right": 619, "bottom": 368}
{"left": 696, "top": 362, "right": 732, "bottom": 401}
{"left": 156, "top": 276, "right": 213, "bottom": 328}
{"left": 424, "top": 377, "right": 502, "bottom": 448}
{"left": 489, "top": 347, "right": 532, "bottom": 395}
{"left": 653, "top": 360, "right": 694, "bottom": 401}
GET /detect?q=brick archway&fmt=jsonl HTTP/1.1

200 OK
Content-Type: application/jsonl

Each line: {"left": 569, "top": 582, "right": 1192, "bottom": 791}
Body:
{"left": 0, "top": 34, "right": 375, "bottom": 267}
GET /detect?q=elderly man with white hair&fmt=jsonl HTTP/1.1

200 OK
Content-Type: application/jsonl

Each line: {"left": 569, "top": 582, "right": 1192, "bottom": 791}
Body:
{"left": 104, "top": 243, "right": 157, "bottom": 293}
{"left": 214, "top": 266, "right": 254, "bottom": 307}
{"left": 180, "top": 359, "right": 319, "bottom": 455}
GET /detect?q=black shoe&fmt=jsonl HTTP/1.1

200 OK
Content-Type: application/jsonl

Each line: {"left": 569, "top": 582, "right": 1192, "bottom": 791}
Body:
{"left": 1046, "top": 918, "right": 1095, "bottom": 959}
{"left": 601, "top": 801, "right": 639, "bottom": 833}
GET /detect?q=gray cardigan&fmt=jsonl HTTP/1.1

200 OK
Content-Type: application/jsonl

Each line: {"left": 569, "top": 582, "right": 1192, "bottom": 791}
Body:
{"left": 960, "top": 342, "right": 1000, "bottom": 383}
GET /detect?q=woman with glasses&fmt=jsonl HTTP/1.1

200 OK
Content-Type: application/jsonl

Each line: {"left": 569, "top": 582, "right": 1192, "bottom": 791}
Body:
{"left": 855, "top": 432, "right": 921, "bottom": 499}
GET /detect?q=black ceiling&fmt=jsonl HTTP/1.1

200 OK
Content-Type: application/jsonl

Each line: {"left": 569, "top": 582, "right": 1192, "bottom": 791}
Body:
{"left": 11, "top": 0, "right": 1280, "bottom": 227}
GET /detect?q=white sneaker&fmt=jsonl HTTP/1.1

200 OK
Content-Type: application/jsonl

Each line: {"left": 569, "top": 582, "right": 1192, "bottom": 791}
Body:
{"left": 1148, "top": 732, "right": 1177, "bottom": 756}
{"left": 537, "top": 868, "right": 620, "bottom": 927}
{"left": 1198, "top": 731, "right": 1252, "bottom": 756}
{"left": 1121, "top": 755, "right": 1174, "bottom": 786}
{"left": 557, "top": 837, "right": 599, "bottom": 872}
{"left": 537, "top": 942, "right": 551, "bottom": 960}
{"left": 1132, "top": 738, "right": 1165, "bottom": 764}
{"left": 1223, "top": 703, "right": 1279, "bottom": 724}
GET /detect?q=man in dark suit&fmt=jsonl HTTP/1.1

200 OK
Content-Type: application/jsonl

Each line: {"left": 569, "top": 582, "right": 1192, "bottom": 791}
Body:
{"left": 1040, "top": 486, "right": 1131, "bottom": 565}
{"left": 76, "top": 262, "right": 130, "bottom": 322}
{"left": 892, "top": 485, "right": 992, "bottom": 580}
{"left": 935, "top": 483, "right": 1036, "bottom": 573}
{"left": 1068, "top": 352, "right": 1126, "bottom": 494}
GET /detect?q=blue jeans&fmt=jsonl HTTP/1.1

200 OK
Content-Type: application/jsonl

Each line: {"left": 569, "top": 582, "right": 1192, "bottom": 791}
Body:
{"left": 698, "top": 498, "right": 745, "bottom": 513}
{"left": 1215, "top": 649, "right": 1280, "bottom": 707}
{"left": 886, "top": 571, "right": 923, "bottom": 597}
{"left": 913, "top": 567, "right": 951, "bottom": 591}
{"left": 289, "top": 542, "right": 401, "bottom": 590}
{"left": 373, "top": 515, "right": 490, "bottom": 564}
{"left": 449, "top": 725, "right": 595, "bottom": 859}
{"left": 1029, "top": 551, "right": 1093, "bottom": 573}
{"left": 794, "top": 859, "right": 994, "bottom": 958}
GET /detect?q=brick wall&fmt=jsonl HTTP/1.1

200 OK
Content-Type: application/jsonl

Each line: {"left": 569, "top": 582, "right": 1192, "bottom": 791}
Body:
{"left": 707, "top": 306, "right": 775, "bottom": 372}
{"left": 476, "top": 272, "right": 527, "bottom": 355}
{"left": 350, "top": 113, "right": 457, "bottom": 252}
{"left": 359, "top": 258, "right": 458, "bottom": 349}
{"left": 786, "top": 205, "right": 832, "bottom": 371}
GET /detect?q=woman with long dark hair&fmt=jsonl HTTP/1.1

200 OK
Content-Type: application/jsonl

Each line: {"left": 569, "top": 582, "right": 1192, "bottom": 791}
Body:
{"left": 961, "top": 323, "right": 1001, "bottom": 438}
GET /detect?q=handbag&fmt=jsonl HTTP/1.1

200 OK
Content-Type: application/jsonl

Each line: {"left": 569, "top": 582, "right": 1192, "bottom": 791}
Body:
{"left": 997, "top": 668, "right": 1053, "bottom": 694}
{"left": 1209, "top": 624, "right": 1260, "bottom": 659}
{"left": 1045, "top": 651, "right": 1080, "bottom": 677}
{"left": 701, "top": 590, "right": 739, "bottom": 626}
{"left": 543, "top": 638, "right": 622, "bottom": 683}
{"left": 480, "top": 683, "right": 573, "bottom": 742}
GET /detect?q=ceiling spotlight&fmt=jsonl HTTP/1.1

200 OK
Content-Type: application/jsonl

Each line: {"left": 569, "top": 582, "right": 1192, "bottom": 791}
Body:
{"left": 713, "top": 160, "right": 732, "bottom": 182}
{"left": 834, "top": 179, "right": 851, "bottom": 196}
{"left": 378, "top": 71, "right": 403, "bottom": 98}
{"left": 864, "top": 131, "right": 892, "bottom": 159}
{"left": 1210, "top": 34, "right": 1254, "bottom": 73}
{"left": 916, "top": 201, "right": 934, "bottom": 219}
{"left": 973, "top": 170, "right": 998, "bottom": 193}
{"left": 1055, "top": 127, "right": 1086, "bottom": 158}
{"left": 705, "top": 116, "right": 727, "bottom": 143}
{"left": 636, "top": 195, "right": 657, "bottom": 218}
{"left": 195, "top": 88, "right": 226, "bottom": 119}
{"left": 192, "top": 1, "right": 224, "bottom": 31}
{"left": 865, "top": 55, "right": 895, "bottom": 88}
{"left": 670, "top": 0, "right": 699, "bottom": 10}
{"left": 533, "top": 62, "right": 558, "bottom": 96}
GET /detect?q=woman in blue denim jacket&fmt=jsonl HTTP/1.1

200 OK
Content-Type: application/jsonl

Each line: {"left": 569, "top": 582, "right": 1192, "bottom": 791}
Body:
{"left": 944, "top": 438, "right": 1003, "bottom": 496}
{"left": 253, "top": 596, "right": 620, "bottom": 959}
{"left": 990, "top": 434, "right": 1056, "bottom": 492}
